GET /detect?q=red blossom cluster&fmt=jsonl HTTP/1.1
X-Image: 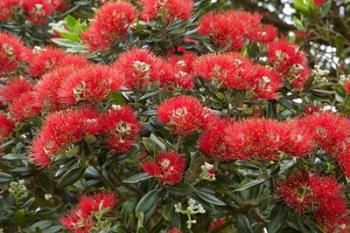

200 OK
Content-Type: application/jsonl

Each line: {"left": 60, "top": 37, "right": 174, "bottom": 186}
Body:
{"left": 193, "top": 53, "right": 282, "bottom": 99}
{"left": 198, "top": 11, "right": 276, "bottom": 50}
{"left": 0, "top": 112, "right": 14, "bottom": 144}
{"left": 268, "top": 39, "right": 311, "bottom": 89}
{"left": 82, "top": 2, "right": 138, "bottom": 51}
{"left": 142, "top": 151, "right": 186, "bottom": 185}
{"left": 30, "top": 106, "right": 139, "bottom": 167}
{"left": 277, "top": 172, "right": 349, "bottom": 232}
{"left": 0, "top": 0, "right": 66, "bottom": 24}
{"left": 312, "top": 0, "right": 327, "bottom": 6}
{"left": 140, "top": 0, "right": 193, "bottom": 23}
{"left": 61, "top": 192, "right": 117, "bottom": 233}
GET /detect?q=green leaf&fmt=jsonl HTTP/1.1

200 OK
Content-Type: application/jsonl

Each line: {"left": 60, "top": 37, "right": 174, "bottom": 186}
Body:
{"left": 236, "top": 215, "right": 253, "bottom": 233}
{"left": 194, "top": 188, "right": 226, "bottom": 206}
{"left": 267, "top": 203, "right": 288, "bottom": 233}
{"left": 135, "top": 189, "right": 160, "bottom": 214}
{"left": 58, "top": 166, "right": 85, "bottom": 188}
{"left": 0, "top": 172, "right": 12, "bottom": 183}
{"left": 123, "top": 173, "right": 152, "bottom": 184}
{"left": 233, "top": 179, "right": 266, "bottom": 192}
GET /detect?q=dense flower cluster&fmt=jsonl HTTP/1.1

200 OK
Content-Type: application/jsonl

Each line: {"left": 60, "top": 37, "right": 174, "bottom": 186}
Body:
{"left": 277, "top": 172, "right": 349, "bottom": 232}
{"left": 61, "top": 192, "right": 117, "bottom": 233}
{"left": 142, "top": 152, "right": 186, "bottom": 185}
{"left": 157, "top": 95, "right": 207, "bottom": 135}
{"left": 82, "top": 2, "right": 137, "bottom": 51}
{"left": 198, "top": 11, "right": 276, "bottom": 50}
{"left": 0, "top": 77, "right": 33, "bottom": 104}
{"left": 140, "top": 0, "right": 193, "bottom": 23}
{"left": 30, "top": 105, "right": 139, "bottom": 167}
{"left": 0, "top": 32, "right": 27, "bottom": 75}
{"left": 0, "top": 0, "right": 21, "bottom": 21}
{"left": 0, "top": 112, "right": 14, "bottom": 143}
{"left": 22, "top": 0, "right": 66, "bottom": 24}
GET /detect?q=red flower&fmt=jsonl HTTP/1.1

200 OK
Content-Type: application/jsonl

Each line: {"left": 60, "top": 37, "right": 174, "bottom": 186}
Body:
{"left": 142, "top": 152, "right": 186, "bottom": 185}
{"left": 166, "top": 51, "right": 197, "bottom": 89}
{"left": 344, "top": 80, "right": 350, "bottom": 96}
{"left": 276, "top": 172, "right": 315, "bottom": 213}
{"left": 312, "top": 0, "right": 327, "bottom": 6}
{"left": 102, "top": 105, "right": 140, "bottom": 153}
{"left": 113, "top": 48, "right": 165, "bottom": 89}
{"left": 0, "top": 112, "right": 14, "bottom": 141}
{"left": 0, "top": 77, "right": 33, "bottom": 104}
{"left": 247, "top": 24, "right": 278, "bottom": 43}
{"left": 61, "top": 192, "right": 117, "bottom": 233}
{"left": 168, "top": 228, "right": 183, "bottom": 233}
{"left": 198, "top": 10, "right": 261, "bottom": 50}
{"left": 140, "top": 0, "right": 193, "bottom": 23}
{"left": 199, "top": 118, "right": 235, "bottom": 161}
{"left": 250, "top": 65, "right": 282, "bottom": 100}
{"left": 30, "top": 108, "right": 101, "bottom": 167}
{"left": 34, "top": 66, "right": 82, "bottom": 111}
{"left": 0, "top": 32, "right": 27, "bottom": 75}
{"left": 193, "top": 53, "right": 254, "bottom": 90}
{"left": 58, "top": 65, "right": 122, "bottom": 105}
{"left": 0, "top": 0, "right": 21, "bottom": 21}
{"left": 210, "top": 218, "right": 224, "bottom": 231}
{"left": 157, "top": 95, "right": 205, "bottom": 135}
{"left": 22, "top": 0, "right": 55, "bottom": 25}
{"left": 9, "top": 91, "right": 41, "bottom": 121}
{"left": 27, "top": 47, "right": 89, "bottom": 77}
{"left": 82, "top": 2, "right": 137, "bottom": 51}
{"left": 268, "top": 39, "right": 310, "bottom": 89}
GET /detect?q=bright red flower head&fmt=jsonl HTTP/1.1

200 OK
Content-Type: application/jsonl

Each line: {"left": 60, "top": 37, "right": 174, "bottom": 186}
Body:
{"left": 0, "top": 112, "right": 14, "bottom": 141}
{"left": 61, "top": 192, "right": 117, "bottom": 233}
{"left": 198, "top": 10, "right": 262, "bottom": 50}
{"left": 34, "top": 66, "right": 82, "bottom": 111}
{"left": 102, "top": 105, "right": 140, "bottom": 153}
{"left": 248, "top": 24, "right": 278, "bottom": 43}
{"left": 9, "top": 91, "right": 41, "bottom": 121}
{"left": 157, "top": 95, "right": 205, "bottom": 135}
{"left": 27, "top": 47, "right": 89, "bottom": 77}
{"left": 268, "top": 39, "right": 310, "bottom": 89}
{"left": 0, "top": 77, "right": 33, "bottom": 104}
{"left": 58, "top": 65, "right": 123, "bottom": 106}
{"left": 82, "top": 2, "right": 137, "bottom": 51}
{"left": 30, "top": 108, "right": 100, "bottom": 167}
{"left": 142, "top": 151, "right": 186, "bottom": 185}
{"left": 193, "top": 53, "right": 254, "bottom": 90}
{"left": 166, "top": 51, "right": 197, "bottom": 89}
{"left": 312, "top": 0, "right": 327, "bottom": 6}
{"left": 22, "top": 0, "right": 55, "bottom": 25}
{"left": 140, "top": 0, "right": 193, "bottom": 22}
{"left": 250, "top": 65, "right": 282, "bottom": 100}
{"left": 0, "top": 32, "right": 27, "bottom": 75}
{"left": 113, "top": 48, "right": 165, "bottom": 89}
{"left": 0, "top": 0, "right": 22, "bottom": 21}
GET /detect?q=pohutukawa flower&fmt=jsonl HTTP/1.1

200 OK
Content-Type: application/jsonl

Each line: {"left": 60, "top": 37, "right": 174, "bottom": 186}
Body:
{"left": 101, "top": 105, "right": 140, "bottom": 153}
{"left": 61, "top": 192, "right": 117, "bottom": 233}
{"left": 0, "top": 0, "right": 22, "bottom": 21}
{"left": 140, "top": 0, "right": 193, "bottom": 23}
{"left": 247, "top": 24, "right": 278, "bottom": 43}
{"left": 166, "top": 51, "right": 197, "bottom": 89}
{"left": 142, "top": 151, "right": 186, "bottom": 185}
{"left": 58, "top": 65, "right": 123, "bottom": 105}
{"left": 193, "top": 53, "right": 254, "bottom": 90}
{"left": 0, "top": 32, "right": 27, "bottom": 75}
{"left": 9, "top": 91, "right": 41, "bottom": 121}
{"left": 268, "top": 39, "right": 311, "bottom": 89}
{"left": 30, "top": 108, "right": 101, "bottom": 167}
{"left": 0, "top": 77, "right": 33, "bottom": 104}
{"left": 82, "top": 2, "right": 137, "bottom": 51}
{"left": 27, "top": 47, "right": 89, "bottom": 77}
{"left": 0, "top": 112, "right": 14, "bottom": 141}
{"left": 113, "top": 48, "right": 165, "bottom": 89}
{"left": 157, "top": 95, "right": 205, "bottom": 135}
{"left": 198, "top": 10, "right": 262, "bottom": 50}
{"left": 250, "top": 65, "right": 282, "bottom": 100}
{"left": 22, "top": 0, "right": 55, "bottom": 25}
{"left": 34, "top": 66, "right": 82, "bottom": 111}
{"left": 312, "top": 0, "right": 327, "bottom": 6}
